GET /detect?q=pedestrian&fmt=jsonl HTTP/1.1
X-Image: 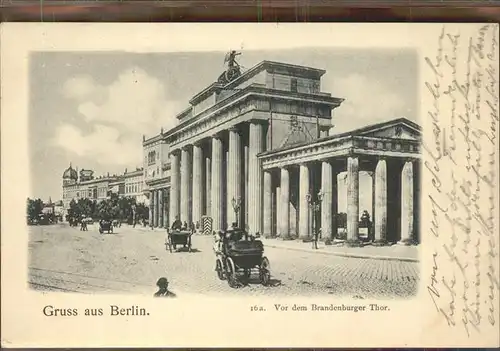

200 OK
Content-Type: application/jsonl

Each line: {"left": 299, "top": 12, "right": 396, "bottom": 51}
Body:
{"left": 153, "top": 277, "right": 176, "bottom": 298}
{"left": 171, "top": 216, "right": 182, "bottom": 231}
{"left": 312, "top": 227, "right": 320, "bottom": 249}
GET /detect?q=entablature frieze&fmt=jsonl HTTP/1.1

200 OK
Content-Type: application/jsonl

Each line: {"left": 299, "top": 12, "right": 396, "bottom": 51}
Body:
{"left": 166, "top": 86, "right": 341, "bottom": 152}
{"left": 144, "top": 176, "right": 171, "bottom": 190}
{"left": 259, "top": 136, "right": 422, "bottom": 170}
{"left": 170, "top": 109, "right": 258, "bottom": 152}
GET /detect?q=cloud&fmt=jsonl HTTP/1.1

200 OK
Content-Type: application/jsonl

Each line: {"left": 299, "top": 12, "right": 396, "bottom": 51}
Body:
{"left": 329, "top": 73, "right": 410, "bottom": 133}
{"left": 56, "top": 67, "right": 181, "bottom": 166}
{"left": 53, "top": 124, "right": 143, "bottom": 166}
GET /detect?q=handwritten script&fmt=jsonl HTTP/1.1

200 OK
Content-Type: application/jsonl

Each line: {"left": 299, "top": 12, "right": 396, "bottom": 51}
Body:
{"left": 425, "top": 24, "right": 499, "bottom": 338}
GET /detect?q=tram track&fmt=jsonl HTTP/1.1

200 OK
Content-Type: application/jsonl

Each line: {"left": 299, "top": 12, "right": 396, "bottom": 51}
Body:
{"left": 28, "top": 281, "right": 80, "bottom": 293}
{"left": 28, "top": 267, "right": 152, "bottom": 294}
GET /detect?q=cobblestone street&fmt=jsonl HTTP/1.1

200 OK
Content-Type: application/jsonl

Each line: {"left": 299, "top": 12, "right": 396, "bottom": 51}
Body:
{"left": 29, "top": 224, "right": 419, "bottom": 298}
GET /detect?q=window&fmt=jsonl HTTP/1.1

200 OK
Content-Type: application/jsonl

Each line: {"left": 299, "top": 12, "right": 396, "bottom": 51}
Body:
{"left": 290, "top": 78, "right": 298, "bottom": 92}
{"left": 147, "top": 151, "right": 157, "bottom": 165}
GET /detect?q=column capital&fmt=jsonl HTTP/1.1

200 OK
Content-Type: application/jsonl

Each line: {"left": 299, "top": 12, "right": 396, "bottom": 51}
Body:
{"left": 170, "top": 149, "right": 181, "bottom": 157}
{"left": 211, "top": 132, "right": 224, "bottom": 140}
{"left": 248, "top": 118, "right": 268, "bottom": 126}
{"left": 192, "top": 140, "right": 204, "bottom": 147}
{"left": 228, "top": 125, "right": 241, "bottom": 133}
{"left": 403, "top": 157, "right": 418, "bottom": 164}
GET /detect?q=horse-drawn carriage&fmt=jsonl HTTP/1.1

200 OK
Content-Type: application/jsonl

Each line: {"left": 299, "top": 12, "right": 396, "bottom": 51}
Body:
{"left": 165, "top": 228, "right": 193, "bottom": 253}
{"left": 214, "top": 229, "right": 271, "bottom": 288}
{"left": 99, "top": 219, "right": 113, "bottom": 234}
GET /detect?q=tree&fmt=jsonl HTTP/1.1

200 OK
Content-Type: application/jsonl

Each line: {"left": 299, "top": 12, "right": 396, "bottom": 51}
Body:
{"left": 26, "top": 198, "right": 44, "bottom": 222}
{"left": 67, "top": 199, "right": 79, "bottom": 221}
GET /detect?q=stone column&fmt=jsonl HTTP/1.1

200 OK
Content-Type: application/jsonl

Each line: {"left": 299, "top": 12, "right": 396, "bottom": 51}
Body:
{"left": 163, "top": 188, "right": 169, "bottom": 228}
{"left": 149, "top": 190, "right": 154, "bottom": 226}
{"left": 154, "top": 190, "right": 159, "bottom": 227}
{"left": 244, "top": 144, "right": 249, "bottom": 230}
{"left": 263, "top": 170, "right": 272, "bottom": 238}
{"left": 371, "top": 172, "right": 376, "bottom": 242}
{"left": 321, "top": 161, "right": 333, "bottom": 241}
{"left": 280, "top": 167, "right": 290, "bottom": 239}
{"left": 180, "top": 147, "right": 191, "bottom": 224}
{"left": 227, "top": 126, "right": 242, "bottom": 228}
{"left": 211, "top": 135, "right": 223, "bottom": 232}
{"left": 399, "top": 160, "right": 414, "bottom": 245}
{"left": 374, "top": 159, "right": 387, "bottom": 244}
{"left": 248, "top": 121, "right": 264, "bottom": 234}
{"left": 275, "top": 185, "right": 281, "bottom": 236}
{"left": 158, "top": 189, "right": 164, "bottom": 228}
{"left": 192, "top": 143, "right": 203, "bottom": 228}
{"left": 205, "top": 155, "right": 211, "bottom": 217}
{"left": 169, "top": 152, "right": 180, "bottom": 225}
{"left": 298, "top": 164, "right": 310, "bottom": 239}
{"left": 332, "top": 171, "right": 338, "bottom": 238}
{"left": 346, "top": 156, "right": 360, "bottom": 246}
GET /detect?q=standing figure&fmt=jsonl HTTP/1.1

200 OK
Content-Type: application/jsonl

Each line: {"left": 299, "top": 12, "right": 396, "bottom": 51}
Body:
{"left": 153, "top": 277, "right": 176, "bottom": 298}
{"left": 224, "top": 50, "right": 241, "bottom": 68}
{"left": 312, "top": 227, "right": 320, "bottom": 249}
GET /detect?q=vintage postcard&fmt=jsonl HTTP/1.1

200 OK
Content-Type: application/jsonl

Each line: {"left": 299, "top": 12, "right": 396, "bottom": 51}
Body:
{"left": 1, "top": 23, "right": 499, "bottom": 347}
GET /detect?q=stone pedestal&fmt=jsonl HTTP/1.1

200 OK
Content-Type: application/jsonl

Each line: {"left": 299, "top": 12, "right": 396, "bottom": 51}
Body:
{"left": 298, "top": 164, "right": 310, "bottom": 239}
{"left": 399, "top": 161, "right": 414, "bottom": 245}
{"left": 346, "top": 156, "right": 360, "bottom": 246}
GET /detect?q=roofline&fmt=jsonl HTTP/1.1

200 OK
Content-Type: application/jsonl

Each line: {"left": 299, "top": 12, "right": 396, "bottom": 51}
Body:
{"left": 258, "top": 117, "right": 421, "bottom": 156}
{"left": 163, "top": 85, "right": 342, "bottom": 140}
{"left": 187, "top": 60, "right": 327, "bottom": 108}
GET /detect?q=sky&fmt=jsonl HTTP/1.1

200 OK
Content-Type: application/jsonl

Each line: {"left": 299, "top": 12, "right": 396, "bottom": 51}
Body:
{"left": 29, "top": 47, "right": 418, "bottom": 212}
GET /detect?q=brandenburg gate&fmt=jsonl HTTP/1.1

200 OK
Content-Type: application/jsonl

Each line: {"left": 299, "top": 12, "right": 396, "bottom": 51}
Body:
{"left": 144, "top": 58, "right": 421, "bottom": 246}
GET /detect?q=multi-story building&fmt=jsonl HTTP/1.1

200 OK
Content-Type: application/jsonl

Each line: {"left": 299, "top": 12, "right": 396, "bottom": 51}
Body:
{"left": 61, "top": 165, "right": 145, "bottom": 218}
{"left": 124, "top": 168, "right": 147, "bottom": 203}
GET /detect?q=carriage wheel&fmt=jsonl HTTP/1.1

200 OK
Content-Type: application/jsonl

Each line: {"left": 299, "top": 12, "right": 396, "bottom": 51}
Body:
{"left": 225, "top": 257, "right": 237, "bottom": 288}
{"left": 215, "top": 259, "right": 225, "bottom": 280}
{"left": 99, "top": 229, "right": 103, "bottom": 234}
{"left": 173, "top": 244, "right": 177, "bottom": 250}
{"left": 241, "top": 269, "right": 251, "bottom": 285}
{"left": 259, "top": 257, "right": 271, "bottom": 286}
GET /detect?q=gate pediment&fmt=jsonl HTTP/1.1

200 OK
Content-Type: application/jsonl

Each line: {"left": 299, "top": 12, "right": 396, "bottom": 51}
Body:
{"left": 355, "top": 118, "right": 421, "bottom": 140}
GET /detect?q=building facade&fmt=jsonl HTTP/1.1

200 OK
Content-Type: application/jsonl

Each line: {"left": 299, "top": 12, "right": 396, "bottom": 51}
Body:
{"left": 61, "top": 165, "right": 146, "bottom": 218}
{"left": 142, "top": 59, "right": 421, "bottom": 245}
{"left": 124, "top": 168, "right": 147, "bottom": 203}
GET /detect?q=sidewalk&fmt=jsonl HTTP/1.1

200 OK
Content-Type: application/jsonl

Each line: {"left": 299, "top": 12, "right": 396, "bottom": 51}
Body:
{"left": 260, "top": 237, "right": 420, "bottom": 262}
{"left": 123, "top": 225, "right": 419, "bottom": 262}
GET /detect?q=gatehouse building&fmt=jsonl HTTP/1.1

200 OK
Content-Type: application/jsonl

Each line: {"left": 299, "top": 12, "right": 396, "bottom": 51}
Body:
{"left": 143, "top": 59, "right": 422, "bottom": 245}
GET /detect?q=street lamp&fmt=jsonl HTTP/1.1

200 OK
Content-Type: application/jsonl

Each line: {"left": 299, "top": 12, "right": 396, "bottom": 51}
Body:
{"left": 306, "top": 190, "right": 324, "bottom": 243}
{"left": 231, "top": 196, "right": 242, "bottom": 228}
